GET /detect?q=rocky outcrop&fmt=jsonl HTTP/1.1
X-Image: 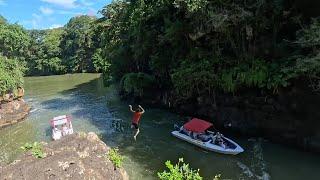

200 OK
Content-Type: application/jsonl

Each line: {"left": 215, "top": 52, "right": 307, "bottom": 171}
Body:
{"left": 0, "top": 99, "right": 31, "bottom": 128}
{"left": 0, "top": 132, "right": 129, "bottom": 180}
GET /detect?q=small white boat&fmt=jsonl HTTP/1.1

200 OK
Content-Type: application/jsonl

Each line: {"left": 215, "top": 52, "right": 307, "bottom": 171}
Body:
{"left": 50, "top": 115, "right": 74, "bottom": 140}
{"left": 171, "top": 118, "right": 244, "bottom": 155}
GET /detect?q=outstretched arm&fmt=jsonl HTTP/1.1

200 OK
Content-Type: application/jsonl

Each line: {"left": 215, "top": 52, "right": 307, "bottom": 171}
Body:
{"left": 138, "top": 105, "right": 145, "bottom": 113}
{"left": 129, "top": 105, "right": 135, "bottom": 112}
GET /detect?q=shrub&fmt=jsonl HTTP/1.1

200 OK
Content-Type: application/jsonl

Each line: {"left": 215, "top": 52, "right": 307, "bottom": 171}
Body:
{"left": 157, "top": 158, "right": 202, "bottom": 180}
{"left": 107, "top": 148, "right": 124, "bottom": 169}
{"left": 21, "top": 142, "right": 46, "bottom": 159}
{"left": 0, "top": 55, "right": 25, "bottom": 94}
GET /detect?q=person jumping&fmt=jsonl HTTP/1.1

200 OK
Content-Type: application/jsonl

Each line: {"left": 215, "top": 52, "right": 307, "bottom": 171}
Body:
{"left": 129, "top": 105, "right": 145, "bottom": 141}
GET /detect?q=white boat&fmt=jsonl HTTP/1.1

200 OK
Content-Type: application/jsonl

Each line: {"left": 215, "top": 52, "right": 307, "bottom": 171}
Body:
{"left": 50, "top": 115, "right": 74, "bottom": 140}
{"left": 171, "top": 118, "right": 244, "bottom": 155}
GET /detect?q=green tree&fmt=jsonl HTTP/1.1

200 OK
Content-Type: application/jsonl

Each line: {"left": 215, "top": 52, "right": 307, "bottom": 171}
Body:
{"left": 0, "top": 22, "right": 31, "bottom": 60}
{"left": 26, "top": 28, "right": 65, "bottom": 75}
{"left": 60, "top": 15, "right": 97, "bottom": 73}
{"left": 38, "top": 28, "right": 65, "bottom": 74}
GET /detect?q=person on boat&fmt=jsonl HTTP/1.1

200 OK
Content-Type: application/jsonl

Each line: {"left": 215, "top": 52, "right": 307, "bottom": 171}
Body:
{"left": 179, "top": 126, "right": 191, "bottom": 136}
{"left": 215, "top": 132, "right": 221, "bottom": 143}
{"left": 210, "top": 133, "right": 216, "bottom": 143}
{"left": 129, "top": 105, "right": 145, "bottom": 141}
{"left": 54, "top": 125, "right": 62, "bottom": 138}
{"left": 216, "top": 132, "right": 226, "bottom": 148}
{"left": 62, "top": 124, "right": 68, "bottom": 136}
{"left": 191, "top": 132, "right": 198, "bottom": 139}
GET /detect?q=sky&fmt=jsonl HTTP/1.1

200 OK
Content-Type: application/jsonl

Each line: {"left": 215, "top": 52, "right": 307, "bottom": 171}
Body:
{"left": 0, "top": 0, "right": 112, "bottom": 29}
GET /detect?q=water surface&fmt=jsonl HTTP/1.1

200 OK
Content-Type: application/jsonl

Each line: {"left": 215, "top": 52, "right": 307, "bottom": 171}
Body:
{"left": 0, "top": 74, "right": 319, "bottom": 180}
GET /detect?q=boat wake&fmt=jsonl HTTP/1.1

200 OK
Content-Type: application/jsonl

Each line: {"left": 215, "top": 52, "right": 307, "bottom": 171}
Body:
{"left": 237, "top": 138, "right": 270, "bottom": 180}
{"left": 237, "top": 161, "right": 270, "bottom": 180}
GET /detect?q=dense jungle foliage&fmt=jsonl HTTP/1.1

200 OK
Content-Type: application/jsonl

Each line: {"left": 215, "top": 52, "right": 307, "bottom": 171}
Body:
{"left": 1, "top": 0, "right": 320, "bottom": 99}
{"left": 97, "top": 0, "right": 320, "bottom": 101}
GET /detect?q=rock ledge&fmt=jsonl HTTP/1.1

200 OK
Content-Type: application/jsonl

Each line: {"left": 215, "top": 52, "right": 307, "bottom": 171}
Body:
{"left": 0, "top": 100, "right": 30, "bottom": 128}
{"left": 0, "top": 132, "right": 129, "bottom": 180}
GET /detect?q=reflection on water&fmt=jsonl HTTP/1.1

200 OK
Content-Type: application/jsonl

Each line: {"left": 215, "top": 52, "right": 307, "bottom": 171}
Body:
{"left": 0, "top": 74, "right": 319, "bottom": 180}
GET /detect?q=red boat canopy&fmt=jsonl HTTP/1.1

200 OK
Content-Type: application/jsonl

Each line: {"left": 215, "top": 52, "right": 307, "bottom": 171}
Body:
{"left": 183, "top": 118, "right": 213, "bottom": 133}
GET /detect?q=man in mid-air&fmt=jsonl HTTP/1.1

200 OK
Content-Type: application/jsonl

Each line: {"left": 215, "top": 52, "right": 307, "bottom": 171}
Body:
{"left": 129, "top": 105, "right": 145, "bottom": 141}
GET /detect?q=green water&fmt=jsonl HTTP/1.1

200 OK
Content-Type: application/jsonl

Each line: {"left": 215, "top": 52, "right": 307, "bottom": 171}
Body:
{"left": 0, "top": 74, "right": 319, "bottom": 180}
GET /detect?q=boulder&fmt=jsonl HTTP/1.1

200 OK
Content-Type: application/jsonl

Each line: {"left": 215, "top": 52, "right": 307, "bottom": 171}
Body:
{"left": 0, "top": 100, "right": 30, "bottom": 128}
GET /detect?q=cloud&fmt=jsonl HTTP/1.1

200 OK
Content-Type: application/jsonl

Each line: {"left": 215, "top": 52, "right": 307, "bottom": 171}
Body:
{"left": 40, "top": 6, "right": 54, "bottom": 15}
{"left": 49, "top": 24, "right": 63, "bottom": 29}
{"left": 41, "top": 0, "right": 77, "bottom": 9}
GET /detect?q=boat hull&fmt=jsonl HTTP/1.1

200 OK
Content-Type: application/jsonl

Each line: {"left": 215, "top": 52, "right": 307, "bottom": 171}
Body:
{"left": 171, "top": 131, "right": 244, "bottom": 155}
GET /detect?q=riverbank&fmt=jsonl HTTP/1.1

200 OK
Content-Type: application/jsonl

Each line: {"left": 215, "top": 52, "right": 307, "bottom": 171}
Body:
{"left": 0, "top": 99, "right": 30, "bottom": 128}
{"left": 0, "top": 132, "right": 128, "bottom": 180}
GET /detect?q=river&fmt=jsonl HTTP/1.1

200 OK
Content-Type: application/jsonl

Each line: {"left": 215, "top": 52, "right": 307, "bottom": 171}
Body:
{"left": 0, "top": 74, "right": 319, "bottom": 180}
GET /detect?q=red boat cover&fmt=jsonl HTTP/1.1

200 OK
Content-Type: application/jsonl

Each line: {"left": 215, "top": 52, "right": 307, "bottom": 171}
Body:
{"left": 183, "top": 118, "right": 213, "bottom": 133}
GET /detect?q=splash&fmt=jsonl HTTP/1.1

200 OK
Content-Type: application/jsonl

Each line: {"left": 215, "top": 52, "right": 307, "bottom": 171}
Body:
{"left": 237, "top": 138, "right": 270, "bottom": 180}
